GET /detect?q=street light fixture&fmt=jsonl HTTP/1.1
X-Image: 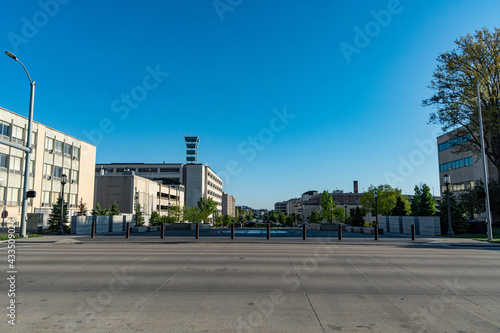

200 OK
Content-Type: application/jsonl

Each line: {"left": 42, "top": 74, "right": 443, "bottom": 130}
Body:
{"left": 444, "top": 174, "right": 454, "bottom": 237}
{"left": 5, "top": 51, "right": 35, "bottom": 238}
{"left": 58, "top": 174, "right": 67, "bottom": 235}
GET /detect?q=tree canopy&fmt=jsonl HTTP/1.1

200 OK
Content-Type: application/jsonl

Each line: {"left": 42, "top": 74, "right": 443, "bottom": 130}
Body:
{"left": 197, "top": 197, "right": 218, "bottom": 223}
{"left": 423, "top": 27, "right": 500, "bottom": 181}
{"left": 360, "top": 184, "right": 403, "bottom": 216}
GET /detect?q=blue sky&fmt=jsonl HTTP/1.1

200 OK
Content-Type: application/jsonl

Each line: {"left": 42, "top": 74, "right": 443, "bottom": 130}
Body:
{"left": 2, "top": 0, "right": 499, "bottom": 209}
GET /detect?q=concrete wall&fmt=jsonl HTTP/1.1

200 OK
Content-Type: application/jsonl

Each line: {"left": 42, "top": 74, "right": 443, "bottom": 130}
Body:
{"left": 380, "top": 216, "right": 440, "bottom": 236}
{"left": 71, "top": 214, "right": 134, "bottom": 235}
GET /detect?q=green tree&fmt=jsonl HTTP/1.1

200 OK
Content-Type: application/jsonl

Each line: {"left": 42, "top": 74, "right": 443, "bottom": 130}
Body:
{"left": 184, "top": 207, "right": 200, "bottom": 222}
{"left": 423, "top": 28, "right": 500, "bottom": 182}
{"left": 285, "top": 215, "right": 293, "bottom": 227}
{"left": 92, "top": 203, "right": 109, "bottom": 216}
{"left": 459, "top": 179, "right": 500, "bottom": 224}
{"left": 439, "top": 193, "right": 469, "bottom": 234}
{"left": 308, "top": 210, "right": 322, "bottom": 223}
{"left": 222, "top": 214, "right": 233, "bottom": 226}
{"left": 110, "top": 201, "right": 121, "bottom": 215}
{"left": 197, "top": 197, "right": 218, "bottom": 223}
{"left": 412, "top": 184, "right": 437, "bottom": 216}
{"left": 168, "top": 205, "right": 183, "bottom": 223}
{"left": 360, "top": 185, "right": 402, "bottom": 216}
{"left": 135, "top": 203, "right": 144, "bottom": 226}
{"left": 48, "top": 197, "right": 69, "bottom": 233}
{"left": 332, "top": 205, "right": 346, "bottom": 222}
{"left": 245, "top": 211, "right": 253, "bottom": 222}
{"left": 391, "top": 196, "right": 411, "bottom": 216}
{"left": 320, "top": 190, "right": 334, "bottom": 222}
{"left": 348, "top": 207, "right": 365, "bottom": 227}
{"left": 150, "top": 211, "right": 161, "bottom": 225}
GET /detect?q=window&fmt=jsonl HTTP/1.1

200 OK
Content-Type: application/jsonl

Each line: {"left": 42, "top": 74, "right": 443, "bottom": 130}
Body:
{"left": 12, "top": 126, "right": 24, "bottom": 143}
{"left": 42, "top": 191, "right": 50, "bottom": 207}
{"left": 0, "top": 121, "right": 10, "bottom": 138}
{"left": 43, "top": 164, "right": 52, "bottom": 178}
{"left": 464, "top": 156, "right": 473, "bottom": 167}
{"left": 71, "top": 170, "right": 79, "bottom": 183}
{"left": 53, "top": 166, "right": 63, "bottom": 179}
{"left": 30, "top": 132, "right": 37, "bottom": 147}
{"left": 54, "top": 141, "right": 63, "bottom": 154}
{"left": 160, "top": 168, "right": 179, "bottom": 172}
{"left": 52, "top": 192, "right": 59, "bottom": 204}
{"left": 439, "top": 162, "right": 451, "bottom": 172}
{"left": 138, "top": 168, "right": 155, "bottom": 173}
{"left": 10, "top": 156, "right": 22, "bottom": 174}
{"left": 0, "top": 154, "right": 8, "bottom": 170}
{"left": 64, "top": 143, "right": 72, "bottom": 157}
{"left": 70, "top": 194, "right": 77, "bottom": 207}
{"left": 7, "top": 188, "right": 19, "bottom": 205}
{"left": 72, "top": 147, "right": 80, "bottom": 160}
{"left": 45, "top": 137, "right": 54, "bottom": 151}
{"left": 30, "top": 160, "right": 35, "bottom": 176}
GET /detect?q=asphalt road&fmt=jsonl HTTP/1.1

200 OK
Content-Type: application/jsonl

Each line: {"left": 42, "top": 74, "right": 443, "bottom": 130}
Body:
{"left": 1, "top": 238, "right": 500, "bottom": 332}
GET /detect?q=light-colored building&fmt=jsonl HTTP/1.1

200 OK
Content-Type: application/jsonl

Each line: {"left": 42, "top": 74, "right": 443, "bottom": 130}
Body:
{"left": 222, "top": 192, "right": 236, "bottom": 217}
{"left": 274, "top": 201, "right": 287, "bottom": 214}
{"left": 0, "top": 106, "right": 96, "bottom": 226}
{"left": 437, "top": 128, "right": 497, "bottom": 194}
{"left": 94, "top": 171, "right": 184, "bottom": 219}
{"left": 95, "top": 162, "right": 223, "bottom": 216}
{"left": 437, "top": 128, "right": 497, "bottom": 221}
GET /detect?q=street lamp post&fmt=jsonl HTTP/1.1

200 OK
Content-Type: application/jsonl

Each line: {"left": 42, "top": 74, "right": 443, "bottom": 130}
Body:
{"left": 444, "top": 174, "right": 454, "bottom": 237}
{"left": 5, "top": 51, "right": 35, "bottom": 238}
{"left": 58, "top": 174, "right": 67, "bottom": 235}
{"left": 374, "top": 191, "right": 379, "bottom": 240}
{"left": 344, "top": 203, "right": 347, "bottom": 222}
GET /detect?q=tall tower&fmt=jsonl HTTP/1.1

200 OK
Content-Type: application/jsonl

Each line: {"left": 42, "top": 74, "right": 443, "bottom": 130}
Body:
{"left": 185, "top": 136, "right": 200, "bottom": 164}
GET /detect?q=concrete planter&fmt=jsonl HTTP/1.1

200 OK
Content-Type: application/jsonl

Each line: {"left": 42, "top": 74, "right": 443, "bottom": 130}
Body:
{"left": 131, "top": 227, "right": 147, "bottom": 233}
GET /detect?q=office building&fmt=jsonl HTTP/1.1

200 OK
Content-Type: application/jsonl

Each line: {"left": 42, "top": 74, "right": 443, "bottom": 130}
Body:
{"left": 222, "top": 192, "right": 236, "bottom": 217}
{"left": 94, "top": 171, "right": 184, "bottom": 218}
{"left": 0, "top": 106, "right": 96, "bottom": 226}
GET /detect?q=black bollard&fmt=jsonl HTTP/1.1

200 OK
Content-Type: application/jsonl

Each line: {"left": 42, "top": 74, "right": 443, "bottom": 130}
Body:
{"left": 303, "top": 223, "right": 306, "bottom": 240}
{"left": 338, "top": 224, "right": 342, "bottom": 240}
{"left": 161, "top": 223, "right": 164, "bottom": 239}
{"left": 196, "top": 223, "right": 199, "bottom": 239}
{"left": 91, "top": 220, "right": 96, "bottom": 238}
{"left": 126, "top": 222, "right": 130, "bottom": 239}
{"left": 374, "top": 225, "right": 378, "bottom": 241}
{"left": 411, "top": 224, "right": 415, "bottom": 241}
{"left": 267, "top": 223, "right": 270, "bottom": 240}
{"left": 231, "top": 223, "right": 234, "bottom": 239}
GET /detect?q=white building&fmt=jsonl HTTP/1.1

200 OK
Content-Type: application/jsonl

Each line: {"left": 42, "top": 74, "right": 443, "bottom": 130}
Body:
{"left": 0, "top": 106, "right": 96, "bottom": 226}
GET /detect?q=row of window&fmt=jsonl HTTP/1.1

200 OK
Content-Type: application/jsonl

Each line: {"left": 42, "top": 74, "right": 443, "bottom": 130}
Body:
{"left": 43, "top": 164, "right": 79, "bottom": 182}
{"left": 41, "top": 191, "right": 78, "bottom": 207}
{"left": 45, "top": 137, "right": 80, "bottom": 159}
{"left": 208, "top": 190, "right": 222, "bottom": 199}
{"left": 0, "top": 154, "right": 35, "bottom": 175}
{"left": 441, "top": 180, "right": 475, "bottom": 194}
{"left": 0, "top": 121, "right": 37, "bottom": 146}
{"left": 439, "top": 156, "right": 473, "bottom": 172}
{"left": 97, "top": 167, "right": 181, "bottom": 174}
{"left": 438, "top": 134, "right": 472, "bottom": 151}
{"left": 208, "top": 180, "right": 222, "bottom": 193}
{"left": 0, "top": 187, "right": 21, "bottom": 206}
{"left": 208, "top": 172, "right": 222, "bottom": 186}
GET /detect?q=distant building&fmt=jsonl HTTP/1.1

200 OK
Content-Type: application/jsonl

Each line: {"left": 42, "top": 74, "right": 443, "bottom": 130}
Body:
{"left": 437, "top": 127, "right": 497, "bottom": 220}
{"left": 274, "top": 201, "right": 286, "bottom": 214}
{"left": 222, "top": 192, "right": 236, "bottom": 217}
{"left": 0, "top": 106, "right": 96, "bottom": 226}
{"left": 94, "top": 171, "right": 184, "bottom": 218}
{"left": 95, "top": 162, "right": 223, "bottom": 215}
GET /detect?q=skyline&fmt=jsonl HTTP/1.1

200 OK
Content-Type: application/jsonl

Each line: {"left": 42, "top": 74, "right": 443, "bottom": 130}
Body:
{"left": 2, "top": 1, "right": 499, "bottom": 209}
